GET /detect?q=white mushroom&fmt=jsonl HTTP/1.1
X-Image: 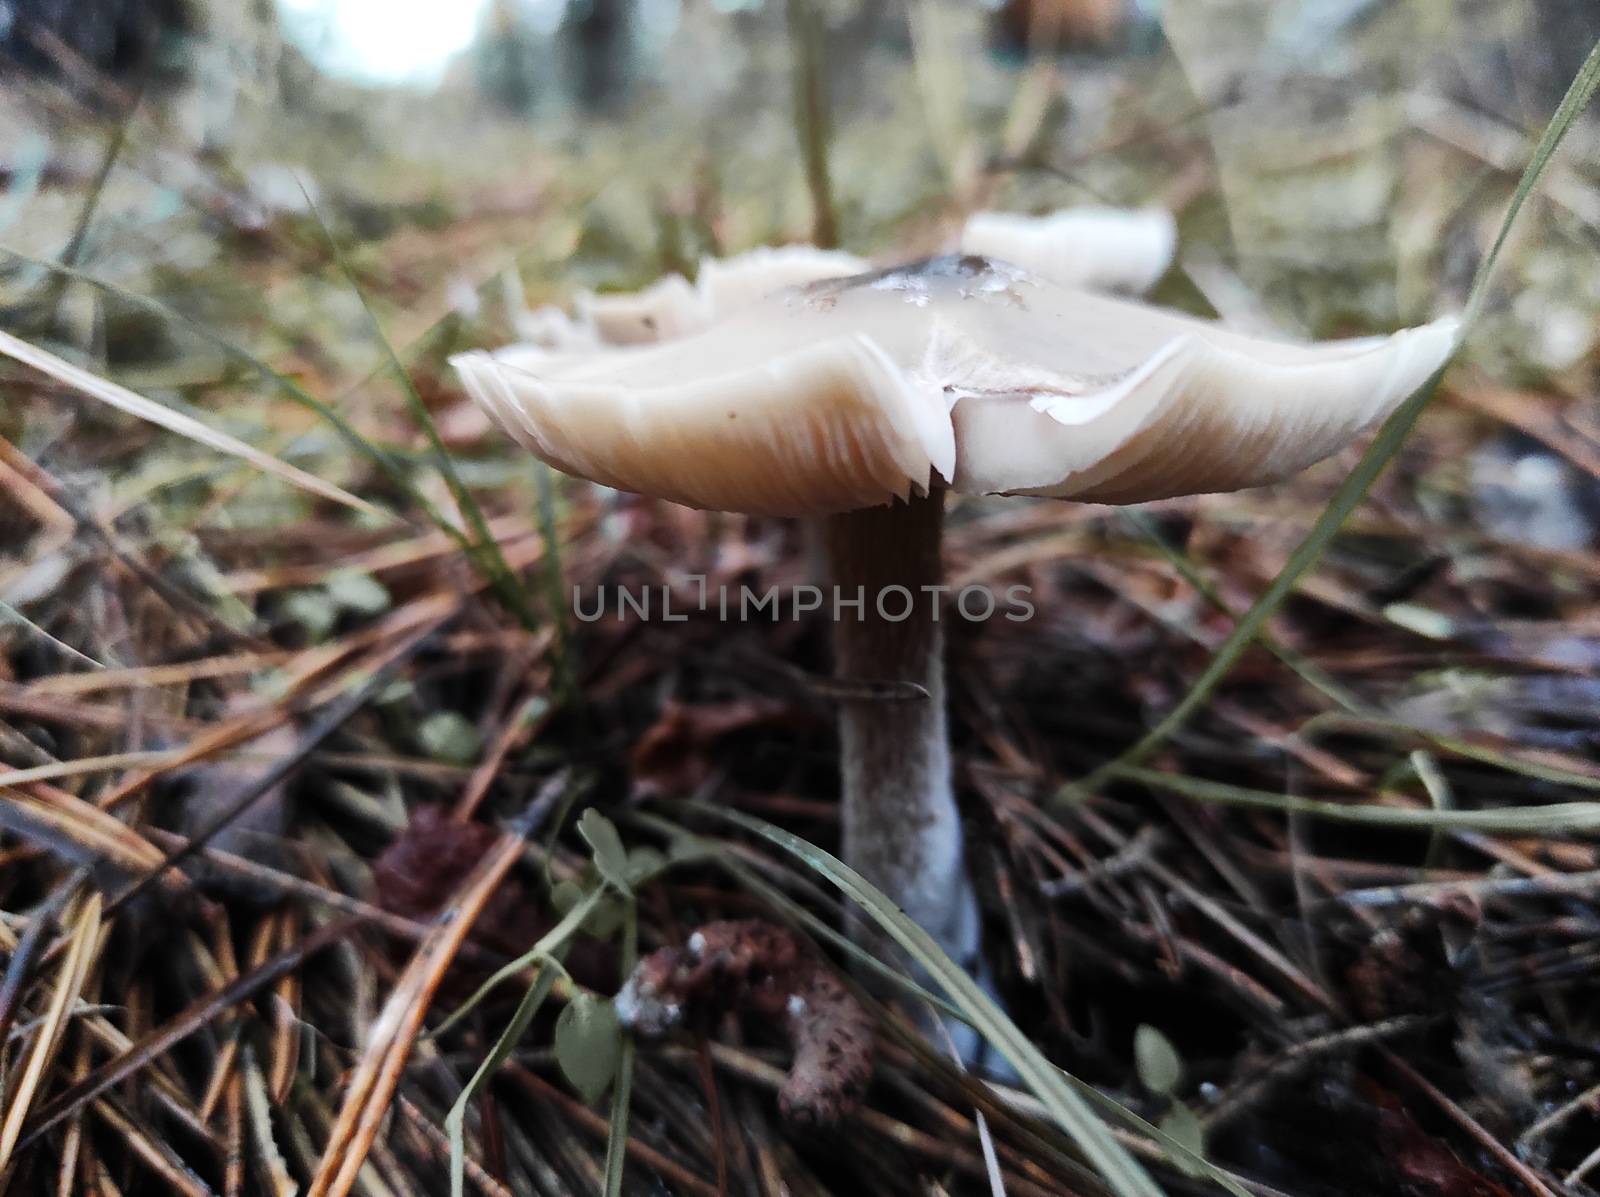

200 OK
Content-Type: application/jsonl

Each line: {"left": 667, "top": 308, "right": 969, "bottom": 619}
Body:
{"left": 516, "top": 245, "right": 871, "bottom": 350}
{"left": 454, "top": 252, "right": 1458, "bottom": 984}
{"left": 959, "top": 206, "right": 1178, "bottom": 294}
{"left": 512, "top": 211, "right": 1170, "bottom": 353}
{"left": 458, "top": 255, "right": 1457, "bottom": 515}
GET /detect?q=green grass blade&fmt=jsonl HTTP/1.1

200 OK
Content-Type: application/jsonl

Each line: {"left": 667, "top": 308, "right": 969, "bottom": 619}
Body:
{"left": 631, "top": 811, "right": 970, "bottom": 1023}
{"left": 302, "top": 195, "right": 543, "bottom": 632}
{"left": 1070, "top": 358, "right": 1452, "bottom": 798}
{"left": 534, "top": 462, "right": 575, "bottom": 704}
{"left": 786, "top": 0, "right": 838, "bottom": 248}
{"left": 1464, "top": 41, "right": 1600, "bottom": 323}
{"left": 39, "top": 92, "right": 132, "bottom": 322}
{"left": 695, "top": 806, "right": 1168, "bottom": 1197}
{"left": 1108, "top": 764, "right": 1600, "bottom": 834}
{"left": 431, "top": 885, "right": 605, "bottom": 1041}
{"left": 446, "top": 962, "right": 559, "bottom": 1197}
{"left": 1291, "top": 712, "right": 1600, "bottom": 794}
{"left": 1117, "top": 509, "right": 1362, "bottom": 712}
{"left": 1072, "top": 39, "right": 1600, "bottom": 798}
{"left": 602, "top": 903, "right": 638, "bottom": 1197}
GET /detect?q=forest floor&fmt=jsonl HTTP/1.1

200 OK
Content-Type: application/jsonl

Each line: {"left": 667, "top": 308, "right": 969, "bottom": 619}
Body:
{"left": 3, "top": 7, "right": 1600, "bottom": 1195}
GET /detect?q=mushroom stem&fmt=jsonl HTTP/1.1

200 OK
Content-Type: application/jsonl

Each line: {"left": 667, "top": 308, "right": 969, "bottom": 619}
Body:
{"left": 822, "top": 490, "right": 978, "bottom": 970}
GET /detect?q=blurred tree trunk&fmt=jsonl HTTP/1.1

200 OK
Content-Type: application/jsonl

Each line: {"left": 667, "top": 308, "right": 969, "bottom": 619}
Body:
{"left": 562, "top": 0, "right": 636, "bottom": 112}
{"left": 0, "top": 0, "right": 192, "bottom": 88}
{"left": 477, "top": 0, "right": 546, "bottom": 114}
{"left": 991, "top": 0, "right": 1130, "bottom": 53}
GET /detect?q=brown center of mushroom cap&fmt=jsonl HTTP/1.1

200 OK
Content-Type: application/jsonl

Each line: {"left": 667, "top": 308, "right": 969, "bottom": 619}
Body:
{"left": 797, "top": 253, "right": 1033, "bottom": 311}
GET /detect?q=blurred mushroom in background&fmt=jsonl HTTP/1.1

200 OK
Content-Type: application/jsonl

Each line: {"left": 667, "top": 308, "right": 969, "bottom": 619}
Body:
{"left": 960, "top": 206, "right": 1177, "bottom": 293}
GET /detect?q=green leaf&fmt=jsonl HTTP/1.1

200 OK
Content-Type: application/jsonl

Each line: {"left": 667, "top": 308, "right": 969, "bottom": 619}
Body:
{"left": 549, "top": 877, "right": 624, "bottom": 938}
{"left": 555, "top": 993, "right": 622, "bottom": 1104}
{"left": 550, "top": 878, "right": 585, "bottom": 916}
{"left": 418, "top": 712, "right": 482, "bottom": 766}
{"left": 582, "top": 893, "right": 626, "bottom": 939}
{"left": 325, "top": 571, "right": 391, "bottom": 615}
{"left": 376, "top": 679, "right": 414, "bottom": 705}
{"left": 1066, "top": 1075, "right": 1246, "bottom": 1197}
{"left": 1134, "top": 1025, "right": 1183, "bottom": 1097}
{"left": 578, "top": 808, "right": 632, "bottom": 896}
{"left": 667, "top": 835, "right": 713, "bottom": 863}
{"left": 281, "top": 590, "right": 339, "bottom": 640}
{"left": 695, "top": 806, "right": 1165, "bottom": 1197}
{"left": 623, "top": 846, "right": 667, "bottom": 887}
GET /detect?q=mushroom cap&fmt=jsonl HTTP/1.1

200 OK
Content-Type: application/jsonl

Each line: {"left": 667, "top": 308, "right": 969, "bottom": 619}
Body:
{"left": 523, "top": 246, "right": 873, "bottom": 349}
{"left": 454, "top": 254, "right": 1458, "bottom": 517}
{"left": 959, "top": 207, "right": 1178, "bottom": 294}
{"left": 509, "top": 212, "right": 1168, "bottom": 353}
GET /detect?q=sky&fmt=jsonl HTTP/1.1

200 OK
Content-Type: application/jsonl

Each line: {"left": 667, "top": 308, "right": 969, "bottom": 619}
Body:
{"left": 276, "top": 0, "right": 501, "bottom": 85}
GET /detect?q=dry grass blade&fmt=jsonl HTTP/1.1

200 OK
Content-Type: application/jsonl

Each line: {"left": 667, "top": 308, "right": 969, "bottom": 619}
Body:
{"left": 0, "top": 328, "right": 381, "bottom": 518}
{"left": 0, "top": 871, "right": 85, "bottom": 1050}
{"left": 0, "top": 750, "right": 179, "bottom": 787}
{"left": 1109, "top": 765, "right": 1600, "bottom": 834}
{"left": 0, "top": 784, "right": 165, "bottom": 873}
{"left": 244, "top": 1046, "right": 298, "bottom": 1197}
{"left": 89, "top": 1098, "right": 213, "bottom": 1197}
{"left": 17, "top": 918, "right": 354, "bottom": 1150}
{"left": 0, "top": 892, "right": 102, "bottom": 1172}
{"left": 0, "top": 599, "right": 108, "bottom": 671}
{"left": 306, "top": 823, "right": 532, "bottom": 1197}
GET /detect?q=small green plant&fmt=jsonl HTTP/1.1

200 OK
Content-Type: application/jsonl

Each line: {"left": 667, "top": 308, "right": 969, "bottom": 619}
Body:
{"left": 443, "top": 807, "right": 663, "bottom": 1197}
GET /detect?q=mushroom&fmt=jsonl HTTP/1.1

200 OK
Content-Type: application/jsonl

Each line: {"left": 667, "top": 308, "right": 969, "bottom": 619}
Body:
{"left": 959, "top": 206, "right": 1177, "bottom": 294}
{"left": 454, "top": 253, "right": 1457, "bottom": 998}
{"left": 515, "top": 246, "right": 871, "bottom": 349}
{"left": 510, "top": 207, "right": 1170, "bottom": 355}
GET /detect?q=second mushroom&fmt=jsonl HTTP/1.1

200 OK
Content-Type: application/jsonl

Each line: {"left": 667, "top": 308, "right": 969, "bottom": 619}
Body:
{"left": 454, "top": 215, "right": 1457, "bottom": 1016}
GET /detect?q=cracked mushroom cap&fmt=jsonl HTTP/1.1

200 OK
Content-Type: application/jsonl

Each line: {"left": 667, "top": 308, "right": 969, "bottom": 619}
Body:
{"left": 524, "top": 246, "right": 871, "bottom": 349}
{"left": 959, "top": 206, "right": 1178, "bottom": 294}
{"left": 513, "top": 211, "right": 1168, "bottom": 352}
{"left": 454, "top": 254, "right": 1459, "bottom": 517}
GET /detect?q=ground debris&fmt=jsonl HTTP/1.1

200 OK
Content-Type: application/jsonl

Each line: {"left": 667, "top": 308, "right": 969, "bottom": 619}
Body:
{"left": 617, "top": 919, "right": 875, "bottom": 1126}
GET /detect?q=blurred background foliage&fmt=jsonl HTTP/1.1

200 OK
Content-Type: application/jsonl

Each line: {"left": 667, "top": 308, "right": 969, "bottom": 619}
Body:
{"left": 3, "top": 1, "right": 1596, "bottom": 536}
